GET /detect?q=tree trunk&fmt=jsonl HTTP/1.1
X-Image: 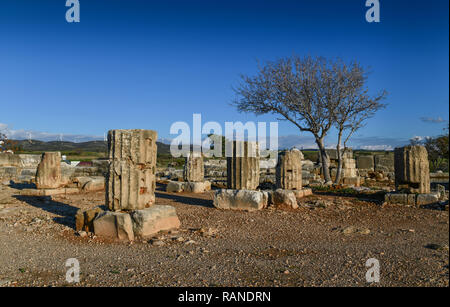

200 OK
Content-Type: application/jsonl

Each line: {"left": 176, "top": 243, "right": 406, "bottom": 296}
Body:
{"left": 315, "top": 137, "right": 332, "bottom": 184}
{"left": 335, "top": 131, "right": 343, "bottom": 184}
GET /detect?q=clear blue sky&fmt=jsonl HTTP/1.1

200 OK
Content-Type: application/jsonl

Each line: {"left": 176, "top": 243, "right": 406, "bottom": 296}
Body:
{"left": 0, "top": 0, "right": 448, "bottom": 149}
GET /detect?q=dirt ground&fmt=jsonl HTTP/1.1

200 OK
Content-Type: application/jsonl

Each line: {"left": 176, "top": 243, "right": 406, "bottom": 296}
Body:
{"left": 0, "top": 183, "right": 448, "bottom": 287}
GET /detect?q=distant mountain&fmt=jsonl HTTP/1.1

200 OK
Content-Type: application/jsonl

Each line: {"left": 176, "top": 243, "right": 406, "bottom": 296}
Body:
{"left": 13, "top": 139, "right": 171, "bottom": 155}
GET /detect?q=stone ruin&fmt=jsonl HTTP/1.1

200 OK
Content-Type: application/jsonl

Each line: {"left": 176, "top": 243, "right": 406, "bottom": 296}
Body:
{"left": 272, "top": 149, "right": 312, "bottom": 208}
{"left": 276, "top": 149, "right": 303, "bottom": 191}
{"left": 341, "top": 156, "right": 361, "bottom": 187}
{"left": 183, "top": 151, "right": 204, "bottom": 182}
{"left": 0, "top": 149, "right": 107, "bottom": 196}
{"left": 106, "top": 129, "right": 157, "bottom": 211}
{"left": 165, "top": 151, "right": 211, "bottom": 193}
{"left": 385, "top": 145, "right": 443, "bottom": 206}
{"left": 356, "top": 153, "right": 395, "bottom": 183}
{"left": 394, "top": 145, "right": 430, "bottom": 194}
{"left": 227, "top": 141, "right": 260, "bottom": 190}
{"left": 213, "top": 145, "right": 312, "bottom": 211}
{"left": 20, "top": 152, "right": 83, "bottom": 196}
{"left": 35, "top": 152, "right": 63, "bottom": 189}
{"left": 77, "top": 129, "right": 180, "bottom": 241}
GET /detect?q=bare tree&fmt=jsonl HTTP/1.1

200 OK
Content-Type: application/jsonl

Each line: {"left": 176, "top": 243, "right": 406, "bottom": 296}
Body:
{"left": 0, "top": 133, "right": 19, "bottom": 153}
{"left": 233, "top": 55, "right": 385, "bottom": 183}
{"left": 333, "top": 63, "right": 387, "bottom": 184}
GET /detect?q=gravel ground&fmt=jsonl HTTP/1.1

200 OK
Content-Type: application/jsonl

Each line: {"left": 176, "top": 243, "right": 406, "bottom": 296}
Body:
{"left": 0, "top": 183, "right": 448, "bottom": 287}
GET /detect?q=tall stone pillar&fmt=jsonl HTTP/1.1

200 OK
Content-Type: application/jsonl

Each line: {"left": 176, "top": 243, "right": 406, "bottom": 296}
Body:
{"left": 106, "top": 129, "right": 158, "bottom": 211}
{"left": 183, "top": 151, "right": 204, "bottom": 182}
{"left": 276, "top": 149, "right": 303, "bottom": 190}
{"left": 36, "top": 152, "right": 63, "bottom": 189}
{"left": 227, "top": 141, "right": 259, "bottom": 190}
{"left": 342, "top": 157, "right": 357, "bottom": 178}
{"left": 394, "top": 145, "right": 430, "bottom": 194}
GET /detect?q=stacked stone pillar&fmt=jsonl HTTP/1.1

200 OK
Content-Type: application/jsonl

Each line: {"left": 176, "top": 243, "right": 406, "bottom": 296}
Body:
{"left": 276, "top": 149, "right": 303, "bottom": 190}
{"left": 342, "top": 157, "right": 357, "bottom": 178}
{"left": 227, "top": 141, "right": 260, "bottom": 190}
{"left": 35, "top": 152, "right": 63, "bottom": 189}
{"left": 106, "top": 129, "right": 158, "bottom": 211}
{"left": 183, "top": 151, "right": 204, "bottom": 182}
{"left": 394, "top": 145, "right": 430, "bottom": 194}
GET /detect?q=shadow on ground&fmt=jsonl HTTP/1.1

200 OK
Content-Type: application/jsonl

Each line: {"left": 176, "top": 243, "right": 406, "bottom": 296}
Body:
{"left": 155, "top": 192, "right": 214, "bottom": 208}
{"left": 9, "top": 181, "right": 36, "bottom": 190}
{"left": 312, "top": 189, "right": 386, "bottom": 203}
{"left": 13, "top": 195, "right": 78, "bottom": 228}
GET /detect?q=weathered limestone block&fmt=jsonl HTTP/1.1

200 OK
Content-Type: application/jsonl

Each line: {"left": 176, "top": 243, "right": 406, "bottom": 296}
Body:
{"left": 227, "top": 141, "right": 260, "bottom": 190}
{"left": 93, "top": 211, "right": 134, "bottom": 241}
{"left": 325, "top": 149, "right": 353, "bottom": 161}
{"left": 213, "top": 189, "right": 268, "bottom": 211}
{"left": 416, "top": 193, "right": 439, "bottom": 206}
{"left": 0, "top": 166, "right": 20, "bottom": 180}
{"left": 184, "top": 181, "right": 206, "bottom": 193}
{"left": 106, "top": 129, "right": 158, "bottom": 211}
{"left": 73, "top": 176, "right": 105, "bottom": 192}
{"left": 356, "top": 155, "right": 374, "bottom": 170}
{"left": 272, "top": 189, "right": 298, "bottom": 209}
{"left": 375, "top": 153, "right": 395, "bottom": 172}
{"left": 384, "top": 193, "right": 407, "bottom": 204}
{"left": 0, "top": 153, "right": 22, "bottom": 167}
{"left": 75, "top": 206, "right": 104, "bottom": 232}
{"left": 83, "top": 177, "right": 105, "bottom": 192}
{"left": 165, "top": 180, "right": 211, "bottom": 193}
{"left": 276, "top": 149, "right": 303, "bottom": 190}
{"left": 35, "top": 152, "right": 63, "bottom": 189}
{"left": 166, "top": 181, "right": 184, "bottom": 193}
{"left": 342, "top": 176, "right": 361, "bottom": 187}
{"left": 131, "top": 205, "right": 180, "bottom": 238}
{"left": 385, "top": 192, "right": 439, "bottom": 206}
{"left": 183, "top": 152, "right": 204, "bottom": 182}
{"left": 292, "top": 188, "right": 313, "bottom": 199}
{"left": 394, "top": 145, "right": 430, "bottom": 194}
{"left": 342, "top": 158, "right": 357, "bottom": 178}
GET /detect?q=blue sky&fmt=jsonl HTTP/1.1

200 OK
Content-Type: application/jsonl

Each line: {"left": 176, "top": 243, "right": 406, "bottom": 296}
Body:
{"left": 0, "top": 0, "right": 448, "bottom": 149}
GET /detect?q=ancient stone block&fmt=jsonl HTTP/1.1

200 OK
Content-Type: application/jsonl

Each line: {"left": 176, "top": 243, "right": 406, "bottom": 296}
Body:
{"left": 292, "top": 188, "right": 313, "bottom": 199}
{"left": 0, "top": 166, "right": 20, "bottom": 181}
{"left": 276, "top": 149, "right": 303, "bottom": 190}
{"left": 342, "top": 176, "right": 361, "bottom": 187}
{"left": 183, "top": 152, "right": 204, "bottom": 182}
{"left": 131, "top": 205, "right": 180, "bottom": 238}
{"left": 213, "top": 189, "right": 268, "bottom": 211}
{"left": 166, "top": 181, "right": 184, "bottom": 193}
{"left": 356, "top": 155, "right": 374, "bottom": 170}
{"left": 226, "top": 141, "right": 260, "bottom": 190}
{"left": 342, "top": 158, "right": 357, "bottom": 178}
{"left": 35, "top": 152, "right": 63, "bottom": 189}
{"left": 184, "top": 181, "right": 206, "bottom": 193}
{"left": 82, "top": 177, "right": 105, "bottom": 192}
{"left": 106, "top": 129, "right": 158, "bottom": 211}
{"left": 93, "top": 211, "right": 134, "bottom": 241}
{"left": 272, "top": 189, "right": 298, "bottom": 209}
{"left": 0, "top": 153, "right": 22, "bottom": 167}
{"left": 385, "top": 193, "right": 407, "bottom": 204}
{"left": 375, "top": 153, "right": 395, "bottom": 172}
{"left": 325, "top": 149, "right": 353, "bottom": 161}
{"left": 394, "top": 145, "right": 430, "bottom": 194}
{"left": 75, "top": 206, "right": 104, "bottom": 232}
{"left": 416, "top": 193, "right": 439, "bottom": 206}
{"left": 166, "top": 180, "right": 211, "bottom": 193}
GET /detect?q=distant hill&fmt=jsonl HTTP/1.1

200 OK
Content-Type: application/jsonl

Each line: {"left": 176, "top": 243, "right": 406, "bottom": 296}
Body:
{"left": 13, "top": 139, "right": 171, "bottom": 155}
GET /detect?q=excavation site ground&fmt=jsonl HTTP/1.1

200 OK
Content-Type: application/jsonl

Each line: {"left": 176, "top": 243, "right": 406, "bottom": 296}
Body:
{"left": 0, "top": 183, "right": 448, "bottom": 287}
